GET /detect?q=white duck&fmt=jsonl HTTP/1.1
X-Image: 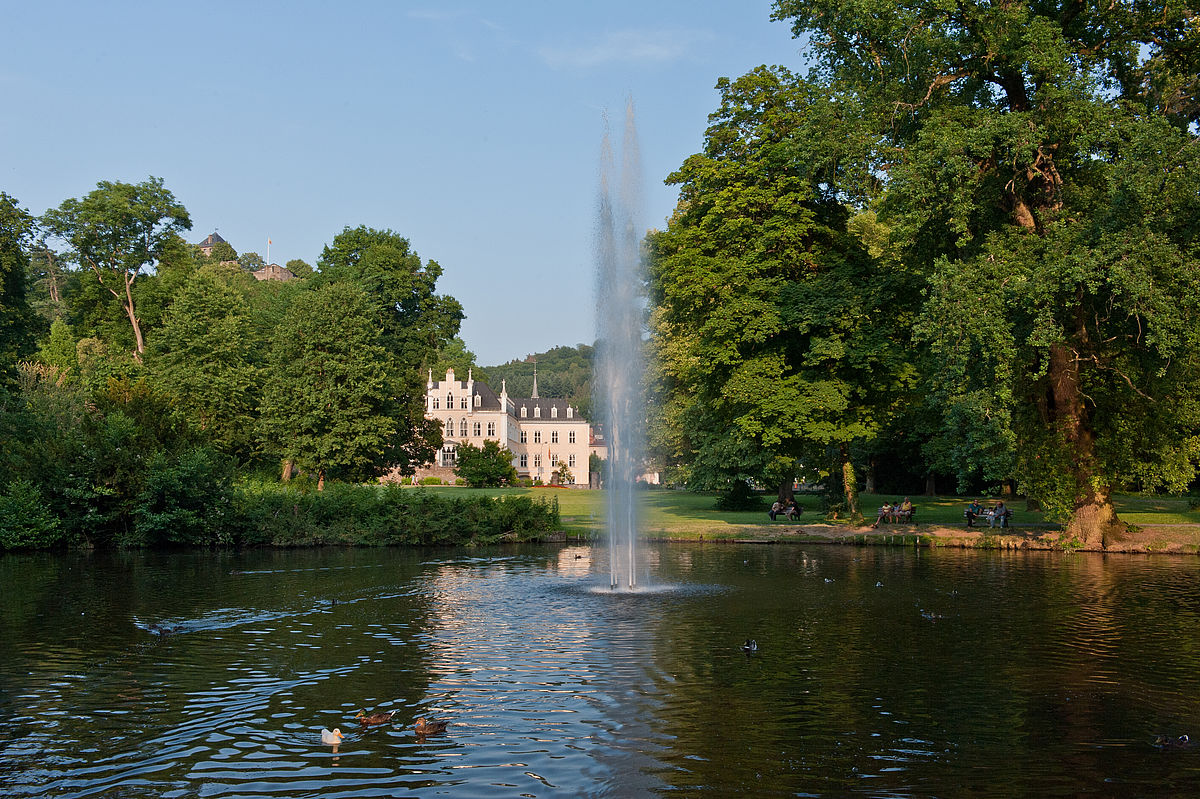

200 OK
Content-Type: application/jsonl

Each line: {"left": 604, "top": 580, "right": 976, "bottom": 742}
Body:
{"left": 321, "top": 728, "right": 345, "bottom": 746}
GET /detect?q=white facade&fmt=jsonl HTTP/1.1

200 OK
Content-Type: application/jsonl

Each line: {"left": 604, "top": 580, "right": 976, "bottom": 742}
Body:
{"left": 425, "top": 368, "right": 591, "bottom": 485}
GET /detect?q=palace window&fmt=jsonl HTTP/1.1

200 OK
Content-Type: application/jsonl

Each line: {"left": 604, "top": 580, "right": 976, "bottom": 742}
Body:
{"left": 533, "top": 431, "right": 541, "bottom": 444}
{"left": 446, "top": 392, "right": 453, "bottom": 406}
{"left": 520, "top": 454, "right": 528, "bottom": 468}
{"left": 487, "top": 422, "right": 496, "bottom": 437}
{"left": 460, "top": 396, "right": 468, "bottom": 409}
{"left": 534, "top": 406, "right": 541, "bottom": 418}
{"left": 444, "top": 419, "right": 453, "bottom": 436}
{"left": 459, "top": 418, "right": 468, "bottom": 436}
{"left": 551, "top": 406, "right": 558, "bottom": 419}
{"left": 432, "top": 397, "right": 440, "bottom": 410}
{"left": 533, "top": 455, "right": 541, "bottom": 468}
{"left": 474, "top": 394, "right": 481, "bottom": 407}
{"left": 473, "top": 422, "right": 481, "bottom": 437}
{"left": 568, "top": 454, "right": 576, "bottom": 468}
{"left": 567, "top": 406, "right": 573, "bottom": 418}
{"left": 440, "top": 445, "right": 456, "bottom": 467}
{"left": 568, "top": 431, "right": 576, "bottom": 444}
{"left": 521, "top": 406, "right": 528, "bottom": 418}
{"left": 520, "top": 431, "right": 527, "bottom": 444}
{"left": 551, "top": 430, "right": 558, "bottom": 443}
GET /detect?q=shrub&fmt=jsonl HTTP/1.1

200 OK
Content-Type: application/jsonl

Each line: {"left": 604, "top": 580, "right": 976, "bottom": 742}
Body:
{"left": 715, "top": 480, "right": 764, "bottom": 511}
{"left": 419, "top": 476, "right": 443, "bottom": 486}
{"left": 0, "top": 479, "right": 64, "bottom": 550}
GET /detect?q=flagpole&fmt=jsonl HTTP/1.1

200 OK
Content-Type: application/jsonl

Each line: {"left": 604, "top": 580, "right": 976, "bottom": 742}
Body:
{"left": 267, "top": 237, "right": 271, "bottom": 264}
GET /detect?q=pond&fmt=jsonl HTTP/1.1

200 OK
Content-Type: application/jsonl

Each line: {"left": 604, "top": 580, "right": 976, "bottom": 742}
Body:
{"left": 2, "top": 543, "right": 1199, "bottom": 797}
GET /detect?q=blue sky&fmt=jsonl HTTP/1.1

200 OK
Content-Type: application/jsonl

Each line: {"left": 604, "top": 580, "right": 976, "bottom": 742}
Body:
{"left": 1, "top": 1, "right": 807, "bottom": 365}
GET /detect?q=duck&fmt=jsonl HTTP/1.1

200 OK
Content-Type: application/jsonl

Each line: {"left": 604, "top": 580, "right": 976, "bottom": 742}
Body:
{"left": 414, "top": 717, "right": 449, "bottom": 736}
{"left": 356, "top": 709, "right": 396, "bottom": 726}
{"left": 1155, "top": 734, "right": 1192, "bottom": 749}
{"left": 321, "top": 728, "right": 345, "bottom": 746}
{"left": 742, "top": 639, "right": 758, "bottom": 653}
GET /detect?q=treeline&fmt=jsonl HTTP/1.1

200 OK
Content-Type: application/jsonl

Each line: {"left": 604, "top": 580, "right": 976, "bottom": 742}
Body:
{"left": 645, "top": 0, "right": 1200, "bottom": 548}
{"left": 0, "top": 179, "right": 505, "bottom": 549}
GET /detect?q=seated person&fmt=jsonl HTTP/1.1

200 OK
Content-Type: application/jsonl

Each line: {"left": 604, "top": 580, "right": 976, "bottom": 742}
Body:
{"left": 898, "top": 497, "right": 914, "bottom": 521}
{"left": 769, "top": 500, "right": 783, "bottom": 521}
{"left": 872, "top": 502, "right": 893, "bottom": 528}
{"left": 992, "top": 500, "right": 1009, "bottom": 528}
{"left": 965, "top": 500, "right": 983, "bottom": 527}
{"left": 783, "top": 499, "right": 802, "bottom": 520}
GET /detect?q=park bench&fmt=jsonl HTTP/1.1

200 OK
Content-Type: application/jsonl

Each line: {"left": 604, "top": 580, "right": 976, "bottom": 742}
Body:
{"left": 965, "top": 507, "right": 1014, "bottom": 528}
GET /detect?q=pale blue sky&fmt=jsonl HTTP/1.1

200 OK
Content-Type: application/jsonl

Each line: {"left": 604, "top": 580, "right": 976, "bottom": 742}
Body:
{"left": 1, "top": 1, "right": 807, "bottom": 365}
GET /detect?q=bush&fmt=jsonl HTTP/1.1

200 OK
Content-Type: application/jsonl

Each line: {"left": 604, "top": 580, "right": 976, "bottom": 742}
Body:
{"left": 0, "top": 479, "right": 64, "bottom": 550}
{"left": 127, "top": 448, "right": 233, "bottom": 546}
{"left": 419, "top": 476, "right": 443, "bottom": 486}
{"left": 715, "top": 480, "right": 765, "bottom": 511}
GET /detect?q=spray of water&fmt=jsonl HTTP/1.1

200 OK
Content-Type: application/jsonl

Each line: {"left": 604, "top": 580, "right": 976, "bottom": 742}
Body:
{"left": 596, "top": 99, "right": 645, "bottom": 590}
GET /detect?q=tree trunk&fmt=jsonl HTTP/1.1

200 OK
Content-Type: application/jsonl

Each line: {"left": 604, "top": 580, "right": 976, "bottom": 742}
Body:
{"left": 776, "top": 478, "right": 795, "bottom": 505}
{"left": 1048, "top": 342, "right": 1125, "bottom": 548}
{"left": 924, "top": 473, "right": 936, "bottom": 496}
{"left": 123, "top": 273, "right": 145, "bottom": 358}
{"left": 840, "top": 444, "right": 860, "bottom": 520}
{"left": 281, "top": 459, "right": 294, "bottom": 482}
{"left": 864, "top": 458, "right": 877, "bottom": 494}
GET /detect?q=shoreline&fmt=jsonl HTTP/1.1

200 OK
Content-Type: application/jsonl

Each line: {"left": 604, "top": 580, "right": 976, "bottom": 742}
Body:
{"left": 643, "top": 522, "right": 1200, "bottom": 554}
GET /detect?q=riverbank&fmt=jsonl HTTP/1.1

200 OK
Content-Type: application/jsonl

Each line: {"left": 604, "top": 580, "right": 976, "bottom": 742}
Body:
{"left": 646, "top": 522, "right": 1200, "bottom": 554}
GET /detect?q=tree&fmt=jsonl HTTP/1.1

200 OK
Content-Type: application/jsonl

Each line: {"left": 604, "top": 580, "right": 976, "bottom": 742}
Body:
{"left": 285, "top": 258, "right": 313, "bottom": 278}
{"left": 238, "top": 252, "right": 265, "bottom": 272}
{"left": 37, "top": 318, "right": 78, "bottom": 381}
{"left": 0, "top": 193, "right": 38, "bottom": 384}
{"left": 315, "top": 226, "right": 464, "bottom": 472}
{"left": 454, "top": 440, "right": 518, "bottom": 487}
{"left": 41, "top": 177, "right": 191, "bottom": 359}
{"left": 258, "top": 282, "right": 405, "bottom": 488}
{"left": 646, "top": 68, "right": 915, "bottom": 516}
{"left": 149, "top": 265, "right": 260, "bottom": 462}
{"left": 431, "top": 336, "right": 484, "bottom": 383}
{"left": 207, "top": 241, "right": 238, "bottom": 262}
{"left": 773, "top": 0, "right": 1200, "bottom": 546}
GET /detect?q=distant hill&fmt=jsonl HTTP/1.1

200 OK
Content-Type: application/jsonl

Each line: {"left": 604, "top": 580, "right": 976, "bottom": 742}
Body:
{"left": 484, "top": 344, "right": 594, "bottom": 420}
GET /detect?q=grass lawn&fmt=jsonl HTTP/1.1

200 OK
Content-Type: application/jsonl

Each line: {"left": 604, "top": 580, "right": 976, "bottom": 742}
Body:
{"left": 401, "top": 485, "right": 1200, "bottom": 538}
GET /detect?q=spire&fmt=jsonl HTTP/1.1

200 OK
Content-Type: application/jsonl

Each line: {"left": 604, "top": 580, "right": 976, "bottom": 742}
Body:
{"left": 427, "top": 368, "right": 433, "bottom": 389}
{"left": 531, "top": 361, "right": 539, "bottom": 399}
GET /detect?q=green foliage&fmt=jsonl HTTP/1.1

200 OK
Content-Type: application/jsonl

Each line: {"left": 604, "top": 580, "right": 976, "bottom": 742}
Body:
{"left": 285, "top": 258, "right": 313, "bottom": 277}
{"left": 714, "top": 480, "right": 764, "bottom": 511}
{"left": 484, "top": 344, "right": 594, "bottom": 419}
{"left": 238, "top": 252, "right": 265, "bottom": 271}
{"left": 259, "top": 282, "right": 402, "bottom": 485}
{"left": 0, "top": 479, "right": 63, "bottom": 550}
{"left": 0, "top": 193, "right": 39, "bottom": 386}
{"left": 233, "top": 483, "right": 560, "bottom": 546}
{"left": 38, "top": 318, "right": 78, "bottom": 380}
{"left": 129, "top": 448, "right": 233, "bottom": 546}
{"left": 149, "top": 266, "right": 260, "bottom": 462}
{"left": 454, "top": 439, "right": 518, "bottom": 487}
{"left": 205, "top": 241, "right": 238, "bottom": 262}
{"left": 315, "top": 226, "right": 464, "bottom": 473}
{"left": 647, "top": 66, "right": 916, "bottom": 497}
{"left": 419, "top": 476, "right": 443, "bottom": 485}
{"left": 41, "top": 176, "right": 191, "bottom": 357}
{"left": 431, "top": 336, "right": 484, "bottom": 383}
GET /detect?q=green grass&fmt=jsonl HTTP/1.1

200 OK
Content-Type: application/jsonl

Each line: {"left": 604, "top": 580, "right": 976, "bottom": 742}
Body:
{"left": 395, "top": 485, "right": 1200, "bottom": 538}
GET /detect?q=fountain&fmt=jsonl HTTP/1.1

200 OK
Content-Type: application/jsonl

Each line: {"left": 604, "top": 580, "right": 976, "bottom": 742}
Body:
{"left": 596, "top": 98, "right": 645, "bottom": 590}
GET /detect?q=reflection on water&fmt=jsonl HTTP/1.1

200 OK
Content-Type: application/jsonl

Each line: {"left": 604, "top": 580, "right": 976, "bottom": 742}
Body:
{"left": 2, "top": 544, "right": 1200, "bottom": 797}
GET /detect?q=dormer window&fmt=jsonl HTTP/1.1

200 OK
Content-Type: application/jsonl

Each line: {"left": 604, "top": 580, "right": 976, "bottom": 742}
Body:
{"left": 474, "top": 394, "right": 481, "bottom": 407}
{"left": 567, "top": 406, "right": 573, "bottom": 418}
{"left": 551, "top": 406, "right": 558, "bottom": 419}
{"left": 521, "top": 406, "right": 527, "bottom": 418}
{"left": 534, "top": 406, "right": 541, "bottom": 418}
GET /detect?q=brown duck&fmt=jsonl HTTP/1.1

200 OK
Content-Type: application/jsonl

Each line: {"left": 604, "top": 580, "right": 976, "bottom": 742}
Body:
{"left": 414, "top": 717, "right": 449, "bottom": 736}
{"left": 355, "top": 709, "right": 396, "bottom": 726}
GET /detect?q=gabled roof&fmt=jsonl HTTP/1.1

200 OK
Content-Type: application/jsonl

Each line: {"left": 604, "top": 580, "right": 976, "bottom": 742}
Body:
{"left": 198, "top": 232, "right": 227, "bottom": 247}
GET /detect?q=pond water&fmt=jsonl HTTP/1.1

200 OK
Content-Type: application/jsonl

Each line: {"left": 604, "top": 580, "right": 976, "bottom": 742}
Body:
{"left": 2, "top": 543, "right": 1199, "bottom": 798}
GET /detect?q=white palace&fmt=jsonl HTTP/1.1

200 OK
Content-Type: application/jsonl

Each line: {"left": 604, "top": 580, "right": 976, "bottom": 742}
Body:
{"left": 425, "top": 368, "right": 591, "bottom": 485}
